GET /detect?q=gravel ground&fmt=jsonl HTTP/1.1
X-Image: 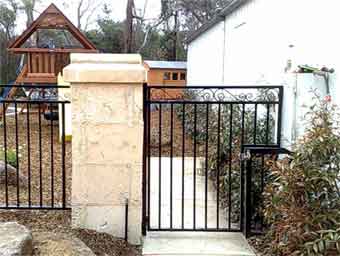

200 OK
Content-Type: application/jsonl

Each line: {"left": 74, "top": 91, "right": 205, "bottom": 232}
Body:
{"left": 0, "top": 210, "right": 141, "bottom": 256}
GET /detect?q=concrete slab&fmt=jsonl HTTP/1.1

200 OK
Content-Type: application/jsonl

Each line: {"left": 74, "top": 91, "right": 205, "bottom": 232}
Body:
{"left": 142, "top": 232, "right": 256, "bottom": 256}
{"left": 149, "top": 157, "right": 240, "bottom": 230}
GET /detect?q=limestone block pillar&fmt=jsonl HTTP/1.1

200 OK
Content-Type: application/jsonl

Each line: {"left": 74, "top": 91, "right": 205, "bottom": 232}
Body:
{"left": 63, "top": 53, "right": 146, "bottom": 245}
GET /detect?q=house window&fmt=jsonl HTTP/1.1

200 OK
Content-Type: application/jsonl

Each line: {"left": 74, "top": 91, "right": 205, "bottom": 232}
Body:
{"left": 172, "top": 72, "right": 178, "bottom": 80}
{"left": 164, "top": 72, "right": 171, "bottom": 80}
{"left": 180, "top": 72, "right": 186, "bottom": 80}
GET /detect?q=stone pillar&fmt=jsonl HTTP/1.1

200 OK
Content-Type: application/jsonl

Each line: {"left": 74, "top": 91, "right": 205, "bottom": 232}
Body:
{"left": 63, "top": 53, "right": 146, "bottom": 245}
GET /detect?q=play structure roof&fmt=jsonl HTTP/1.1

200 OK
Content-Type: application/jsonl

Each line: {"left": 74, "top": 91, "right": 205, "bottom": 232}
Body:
{"left": 8, "top": 3, "right": 97, "bottom": 52}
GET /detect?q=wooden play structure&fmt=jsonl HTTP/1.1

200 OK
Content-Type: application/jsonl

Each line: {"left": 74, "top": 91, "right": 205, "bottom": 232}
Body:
{"left": 4, "top": 3, "right": 98, "bottom": 103}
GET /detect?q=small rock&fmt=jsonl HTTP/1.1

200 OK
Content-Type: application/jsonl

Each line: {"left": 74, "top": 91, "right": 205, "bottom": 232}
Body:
{"left": 0, "top": 222, "right": 33, "bottom": 256}
{"left": 33, "top": 232, "right": 95, "bottom": 256}
{"left": 0, "top": 161, "right": 27, "bottom": 186}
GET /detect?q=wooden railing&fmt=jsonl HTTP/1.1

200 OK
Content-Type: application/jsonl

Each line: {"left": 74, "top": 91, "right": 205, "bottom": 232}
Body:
{"left": 25, "top": 52, "right": 70, "bottom": 83}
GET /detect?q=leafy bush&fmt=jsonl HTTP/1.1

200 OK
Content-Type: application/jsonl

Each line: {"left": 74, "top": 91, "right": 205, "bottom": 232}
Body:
{"left": 0, "top": 148, "right": 18, "bottom": 168}
{"left": 264, "top": 94, "right": 340, "bottom": 255}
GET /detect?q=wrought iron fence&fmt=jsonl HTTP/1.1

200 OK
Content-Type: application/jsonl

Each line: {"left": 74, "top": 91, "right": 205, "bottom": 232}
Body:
{"left": 0, "top": 85, "right": 71, "bottom": 210}
{"left": 244, "top": 146, "right": 291, "bottom": 237}
{"left": 142, "top": 84, "right": 284, "bottom": 234}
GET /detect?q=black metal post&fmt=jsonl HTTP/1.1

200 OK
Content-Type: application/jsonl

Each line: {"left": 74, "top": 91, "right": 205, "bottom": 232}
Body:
{"left": 245, "top": 152, "right": 253, "bottom": 238}
{"left": 142, "top": 83, "right": 148, "bottom": 236}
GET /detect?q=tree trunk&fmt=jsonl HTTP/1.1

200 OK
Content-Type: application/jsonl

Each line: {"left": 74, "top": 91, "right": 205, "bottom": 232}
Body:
{"left": 124, "top": 0, "right": 135, "bottom": 53}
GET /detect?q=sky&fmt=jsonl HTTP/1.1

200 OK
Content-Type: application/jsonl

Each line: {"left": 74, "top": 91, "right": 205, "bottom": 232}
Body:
{"left": 16, "top": 0, "right": 161, "bottom": 33}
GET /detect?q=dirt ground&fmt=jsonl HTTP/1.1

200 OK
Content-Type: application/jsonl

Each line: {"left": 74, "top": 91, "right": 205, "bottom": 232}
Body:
{"left": 0, "top": 210, "right": 141, "bottom": 256}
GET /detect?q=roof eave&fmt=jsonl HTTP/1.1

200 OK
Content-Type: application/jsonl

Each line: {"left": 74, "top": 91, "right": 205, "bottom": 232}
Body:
{"left": 186, "top": 0, "right": 250, "bottom": 44}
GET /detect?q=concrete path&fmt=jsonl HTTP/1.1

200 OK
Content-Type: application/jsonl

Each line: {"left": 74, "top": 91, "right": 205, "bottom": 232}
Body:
{"left": 149, "top": 157, "right": 234, "bottom": 230}
{"left": 142, "top": 232, "right": 256, "bottom": 256}
{"left": 144, "top": 158, "right": 254, "bottom": 255}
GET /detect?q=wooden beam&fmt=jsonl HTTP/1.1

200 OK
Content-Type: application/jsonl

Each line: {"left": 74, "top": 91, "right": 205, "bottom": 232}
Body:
{"left": 17, "top": 76, "right": 57, "bottom": 84}
{"left": 9, "top": 48, "right": 99, "bottom": 53}
{"left": 26, "top": 73, "right": 55, "bottom": 78}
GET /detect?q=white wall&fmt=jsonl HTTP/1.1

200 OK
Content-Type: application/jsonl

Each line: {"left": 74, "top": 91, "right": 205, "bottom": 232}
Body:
{"left": 282, "top": 73, "right": 330, "bottom": 148}
{"left": 188, "top": 0, "right": 340, "bottom": 146}
{"left": 187, "top": 21, "right": 225, "bottom": 86}
{"left": 223, "top": 0, "right": 340, "bottom": 85}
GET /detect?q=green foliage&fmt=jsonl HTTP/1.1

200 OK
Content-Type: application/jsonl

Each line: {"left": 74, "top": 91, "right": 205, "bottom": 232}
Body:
{"left": 0, "top": 148, "right": 18, "bottom": 168}
{"left": 86, "top": 8, "right": 125, "bottom": 54}
{"left": 264, "top": 94, "right": 340, "bottom": 255}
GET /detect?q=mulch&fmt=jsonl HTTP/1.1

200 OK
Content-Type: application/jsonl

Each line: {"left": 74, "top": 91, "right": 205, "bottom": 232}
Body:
{"left": 247, "top": 236, "right": 270, "bottom": 256}
{"left": 0, "top": 109, "right": 72, "bottom": 207}
{"left": 0, "top": 210, "right": 141, "bottom": 256}
{"left": 149, "top": 109, "right": 208, "bottom": 157}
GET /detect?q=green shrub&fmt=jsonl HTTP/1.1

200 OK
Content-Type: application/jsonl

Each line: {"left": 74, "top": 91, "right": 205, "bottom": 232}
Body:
{"left": 264, "top": 94, "right": 340, "bottom": 255}
{"left": 0, "top": 148, "right": 18, "bottom": 168}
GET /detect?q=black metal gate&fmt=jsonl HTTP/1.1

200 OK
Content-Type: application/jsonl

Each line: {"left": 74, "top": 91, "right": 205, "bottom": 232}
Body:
{"left": 142, "top": 84, "right": 283, "bottom": 234}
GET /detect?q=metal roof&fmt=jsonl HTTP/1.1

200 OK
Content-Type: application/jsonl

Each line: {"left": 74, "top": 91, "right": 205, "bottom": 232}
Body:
{"left": 186, "top": 0, "right": 250, "bottom": 44}
{"left": 144, "top": 61, "right": 187, "bottom": 70}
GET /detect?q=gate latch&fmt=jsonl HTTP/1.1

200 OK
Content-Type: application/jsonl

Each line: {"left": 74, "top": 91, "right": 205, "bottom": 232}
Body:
{"left": 240, "top": 150, "right": 251, "bottom": 161}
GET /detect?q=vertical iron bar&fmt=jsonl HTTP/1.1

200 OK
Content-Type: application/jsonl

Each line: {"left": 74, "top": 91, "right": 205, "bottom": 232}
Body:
{"left": 38, "top": 103, "right": 43, "bottom": 207}
{"left": 253, "top": 103, "right": 258, "bottom": 145}
{"left": 50, "top": 103, "right": 54, "bottom": 208}
{"left": 142, "top": 83, "right": 147, "bottom": 235}
{"left": 158, "top": 104, "right": 162, "bottom": 229}
{"left": 3, "top": 102, "right": 8, "bottom": 207}
{"left": 277, "top": 87, "right": 284, "bottom": 146}
{"left": 26, "top": 103, "right": 31, "bottom": 207}
{"left": 14, "top": 102, "right": 20, "bottom": 206}
{"left": 147, "top": 90, "right": 151, "bottom": 230}
{"left": 266, "top": 104, "right": 270, "bottom": 145}
{"left": 170, "top": 103, "right": 174, "bottom": 229}
{"left": 228, "top": 104, "right": 233, "bottom": 230}
{"left": 193, "top": 104, "right": 197, "bottom": 230}
{"left": 61, "top": 103, "right": 66, "bottom": 208}
{"left": 240, "top": 104, "right": 246, "bottom": 232}
{"left": 245, "top": 154, "right": 253, "bottom": 238}
{"left": 181, "top": 104, "right": 185, "bottom": 229}
{"left": 125, "top": 199, "right": 129, "bottom": 241}
{"left": 260, "top": 154, "right": 265, "bottom": 230}
{"left": 205, "top": 104, "right": 209, "bottom": 229}
{"left": 216, "top": 103, "right": 221, "bottom": 229}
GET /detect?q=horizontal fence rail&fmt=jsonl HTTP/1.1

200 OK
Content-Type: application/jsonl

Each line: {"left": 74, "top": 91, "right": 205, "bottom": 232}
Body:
{"left": 0, "top": 85, "right": 71, "bottom": 210}
{"left": 143, "top": 85, "right": 284, "bottom": 233}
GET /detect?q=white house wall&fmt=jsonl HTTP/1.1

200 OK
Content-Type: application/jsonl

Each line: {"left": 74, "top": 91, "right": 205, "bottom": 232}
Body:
{"left": 187, "top": 21, "right": 225, "bottom": 86}
{"left": 188, "top": 0, "right": 340, "bottom": 146}
{"left": 222, "top": 0, "right": 340, "bottom": 146}
{"left": 223, "top": 0, "right": 340, "bottom": 86}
